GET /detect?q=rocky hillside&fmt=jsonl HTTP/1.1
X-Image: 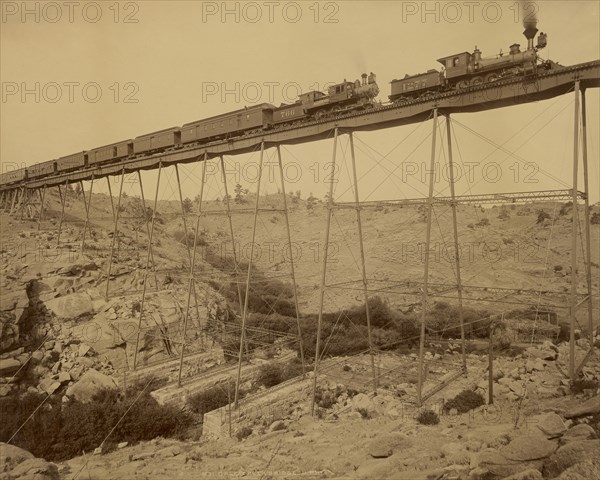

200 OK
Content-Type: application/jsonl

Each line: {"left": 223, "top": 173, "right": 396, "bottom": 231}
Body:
{"left": 1, "top": 188, "right": 599, "bottom": 480}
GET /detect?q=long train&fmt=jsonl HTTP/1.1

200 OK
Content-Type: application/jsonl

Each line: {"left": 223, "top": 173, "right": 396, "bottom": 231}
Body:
{"left": 1, "top": 25, "right": 555, "bottom": 188}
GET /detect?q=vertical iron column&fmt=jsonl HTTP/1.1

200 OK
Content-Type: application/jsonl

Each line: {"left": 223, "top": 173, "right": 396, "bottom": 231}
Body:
{"left": 37, "top": 185, "right": 46, "bottom": 230}
{"left": 569, "top": 81, "right": 580, "bottom": 382}
{"left": 80, "top": 177, "right": 94, "bottom": 255}
{"left": 580, "top": 88, "right": 595, "bottom": 343}
{"left": 311, "top": 128, "right": 339, "bottom": 416}
{"left": 105, "top": 169, "right": 126, "bottom": 300}
{"left": 133, "top": 163, "right": 163, "bottom": 370}
{"left": 445, "top": 115, "right": 467, "bottom": 372}
{"left": 276, "top": 145, "right": 306, "bottom": 374}
{"left": 178, "top": 158, "right": 208, "bottom": 386}
{"left": 417, "top": 108, "right": 439, "bottom": 406}
{"left": 234, "top": 142, "right": 265, "bottom": 406}
{"left": 56, "top": 180, "right": 68, "bottom": 247}
{"left": 348, "top": 133, "right": 377, "bottom": 391}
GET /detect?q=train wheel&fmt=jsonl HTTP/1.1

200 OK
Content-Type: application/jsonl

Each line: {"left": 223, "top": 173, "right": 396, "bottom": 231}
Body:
{"left": 315, "top": 110, "right": 326, "bottom": 120}
{"left": 471, "top": 76, "right": 483, "bottom": 86}
{"left": 456, "top": 80, "right": 469, "bottom": 90}
{"left": 485, "top": 73, "right": 499, "bottom": 83}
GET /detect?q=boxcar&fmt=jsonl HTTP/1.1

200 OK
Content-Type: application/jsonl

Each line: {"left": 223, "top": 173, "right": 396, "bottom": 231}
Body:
{"left": 272, "top": 102, "right": 306, "bottom": 125}
{"left": 0, "top": 168, "right": 27, "bottom": 186}
{"left": 27, "top": 160, "right": 57, "bottom": 179}
{"left": 89, "top": 140, "right": 133, "bottom": 165}
{"left": 56, "top": 152, "right": 87, "bottom": 173}
{"left": 181, "top": 104, "right": 274, "bottom": 144}
{"left": 389, "top": 69, "right": 443, "bottom": 101}
{"left": 133, "top": 127, "right": 181, "bottom": 155}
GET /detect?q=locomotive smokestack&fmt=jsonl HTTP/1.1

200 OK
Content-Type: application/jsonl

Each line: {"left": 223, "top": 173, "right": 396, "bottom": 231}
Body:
{"left": 521, "top": 0, "right": 538, "bottom": 50}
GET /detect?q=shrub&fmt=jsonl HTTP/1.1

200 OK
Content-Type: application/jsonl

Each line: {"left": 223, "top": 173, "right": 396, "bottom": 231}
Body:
{"left": 571, "top": 378, "right": 599, "bottom": 394}
{"left": 537, "top": 210, "right": 551, "bottom": 224}
{"left": 417, "top": 409, "right": 439, "bottom": 425}
{"left": 444, "top": 390, "right": 485, "bottom": 414}
{"left": 187, "top": 385, "right": 230, "bottom": 415}
{"left": 1, "top": 389, "right": 191, "bottom": 462}
{"left": 357, "top": 408, "right": 371, "bottom": 419}
{"left": 591, "top": 212, "right": 600, "bottom": 225}
{"left": 235, "top": 426, "right": 252, "bottom": 441}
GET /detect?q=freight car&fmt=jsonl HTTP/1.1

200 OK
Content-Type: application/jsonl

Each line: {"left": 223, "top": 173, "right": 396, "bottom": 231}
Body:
{"left": 0, "top": 168, "right": 27, "bottom": 186}
{"left": 56, "top": 152, "right": 87, "bottom": 173}
{"left": 133, "top": 128, "right": 181, "bottom": 155}
{"left": 27, "top": 159, "right": 57, "bottom": 179}
{"left": 181, "top": 104, "right": 274, "bottom": 145}
{"left": 89, "top": 141, "right": 133, "bottom": 165}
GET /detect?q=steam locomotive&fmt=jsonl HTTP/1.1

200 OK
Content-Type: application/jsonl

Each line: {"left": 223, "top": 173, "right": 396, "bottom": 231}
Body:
{"left": 389, "top": 24, "right": 552, "bottom": 102}
{"left": 1, "top": 25, "right": 560, "bottom": 188}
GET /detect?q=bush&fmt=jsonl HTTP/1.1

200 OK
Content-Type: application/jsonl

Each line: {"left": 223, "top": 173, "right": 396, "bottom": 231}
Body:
{"left": 571, "top": 379, "right": 599, "bottom": 394}
{"left": 444, "top": 390, "right": 485, "bottom": 414}
{"left": 235, "top": 426, "right": 252, "bottom": 441}
{"left": 537, "top": 210, "right": 551, "bottom": 224}
{"left": 0, "top": 388, "right": 192, "bottom": 462}
{"left": 255, "top": 358, "right": 303, "bottom": 389}
{"left": 187, "top": 385, "right": 230, "bottom": 415}
{"left": 417, "top": 409, "right": 439, "bottom": 425}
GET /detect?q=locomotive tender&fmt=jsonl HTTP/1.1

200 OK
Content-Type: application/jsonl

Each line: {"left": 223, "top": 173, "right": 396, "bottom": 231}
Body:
{"left": 1, "top": 25, "right": 561, "bottom": 188}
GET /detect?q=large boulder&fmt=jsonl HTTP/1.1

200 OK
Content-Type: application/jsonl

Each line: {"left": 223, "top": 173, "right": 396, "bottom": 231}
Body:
{"left": 43, "top": 292, "right": 95, "bottom": 319}
{"left": 0, "top": 443, "right": 34, "bottom": 471}
{"left": 0, "top": 359, "right": 21, "bottom": 377}
{"left": 559, "top": 424, "right": 597, "bottom": 445}
{"left": 367, "top": 433, "right": 412, "bottom": 459}
{"left": 5, "top": 457, "right": 59, "bottom": 480}
{"left": 543, "top": 440, "right": 600, "bottom": 478}
{"left": 563, "top": 395, "right": 600, "bottom": 418}
{"left": 0, "top": 289, "right": 29, "bottom": 351}
{"left": 65, "top": 368, "right": 118, "bottom": 403}
{"left": 477, "top": 449, "right": 543, "bottom": 478}
{"left": 501, "top": 433, "right": 558, "bottom": 462}
{"left": 529, "top": 412, "right": 567, "bottom": 438}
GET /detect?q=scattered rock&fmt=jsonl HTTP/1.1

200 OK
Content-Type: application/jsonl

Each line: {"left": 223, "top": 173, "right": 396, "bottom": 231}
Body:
{"left": 39, "top": 378, "right": 61, "bottom": 395}
{"left": 501, "top": 433, "right": 557, "bottom": 461}
{"left": 560, "top": 424, "right": 597, "bottom": 444}
{"left": 5, "top": 457, "right": 59, "bottom": 480}
{"left": 43, "top": 292, "right": 95, "bottom": 319}
{"left": 529, "top": 412, "right": 567, "bottom": 438}
{"left": 503, "top": 468, "right": 543, "bottom": 479}
{"left": 0, "top": 442, "right": 34, "bottom": 471}
{"left": 563, "top": 395, "right": 600, "bottom": 418}
{"left": 543, "top": 440, "right": 600, "bottom": 478}
{"left": 368, "top": 433, "right": 412, "bottom": 459}
{"left": 78, "top": 343, "right": 91, "bottom": 357}
{"left": 0, "top": 358, "right": 20, "bottom": 376}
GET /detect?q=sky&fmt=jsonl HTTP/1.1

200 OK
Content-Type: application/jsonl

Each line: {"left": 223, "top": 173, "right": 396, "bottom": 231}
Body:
{"left": 1, "top": 0, "right": 599, "bottom": 203}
